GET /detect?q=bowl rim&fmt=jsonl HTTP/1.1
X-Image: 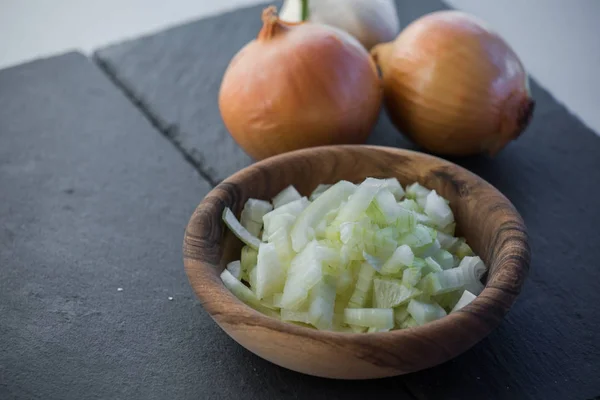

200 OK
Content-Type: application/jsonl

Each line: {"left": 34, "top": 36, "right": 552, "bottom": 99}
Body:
{"left": 183, "top": 145, "right": 530, "bottom": 345}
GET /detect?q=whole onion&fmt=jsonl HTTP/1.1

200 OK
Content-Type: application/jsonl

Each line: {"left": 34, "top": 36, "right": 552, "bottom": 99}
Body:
{"left": 371, "top": 11, "right": 535, "bottom": 156}
{"left": 219, "top": 7, "right": 382, "bottom": 161}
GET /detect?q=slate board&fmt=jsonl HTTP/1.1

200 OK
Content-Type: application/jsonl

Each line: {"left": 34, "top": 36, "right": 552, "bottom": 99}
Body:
{"left": 94, "top": 1, "right": 600, "bottom": 399}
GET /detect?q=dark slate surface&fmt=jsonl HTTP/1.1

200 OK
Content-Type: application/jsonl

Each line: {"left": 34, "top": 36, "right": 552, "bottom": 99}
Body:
{"left": 94, "top": 1, "right": 600, "bottom": 399}
{"left": 93, "top": 0, "right": 447, "bottom": 184}
{"left": 0, "top": 53, "right": 216, "bottom": 399}
{"left": 0, "top": 52, "right": 421, "bottom": 400}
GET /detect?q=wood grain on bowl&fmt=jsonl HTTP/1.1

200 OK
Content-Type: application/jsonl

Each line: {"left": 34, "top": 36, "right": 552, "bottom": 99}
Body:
{"left": 183, "top": 145, "right": 530, "bottom": 379}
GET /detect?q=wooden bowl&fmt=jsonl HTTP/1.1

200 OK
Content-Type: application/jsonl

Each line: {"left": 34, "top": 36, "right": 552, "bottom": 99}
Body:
{"left": 183, "top": 145, "right": 529, "bottom": 379}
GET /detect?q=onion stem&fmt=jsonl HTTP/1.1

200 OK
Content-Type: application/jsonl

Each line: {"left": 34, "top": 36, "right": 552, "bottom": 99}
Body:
{"left": 301, "top": 0, "right": 309, "bottom": 21}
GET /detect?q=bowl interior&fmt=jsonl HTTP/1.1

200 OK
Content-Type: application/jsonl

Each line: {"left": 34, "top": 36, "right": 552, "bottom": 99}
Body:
{"left": 183, "top": 145, "right": 529, "bottom": 379}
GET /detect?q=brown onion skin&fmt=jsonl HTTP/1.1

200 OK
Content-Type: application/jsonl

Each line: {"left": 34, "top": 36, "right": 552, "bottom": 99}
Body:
{"left": 371, "top": 11, "right": 534, "bottom": 156}
{"left": 219, "top": 7, "right": 382, "bottom": 161}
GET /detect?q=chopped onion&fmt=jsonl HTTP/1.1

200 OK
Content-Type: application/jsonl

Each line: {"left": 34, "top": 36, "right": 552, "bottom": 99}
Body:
{"left": 407, "top": 299, "right": 447, "bottom": 325}
{"left": 241, "top": 198, "right": 273, "bottom": 223}
{"left": 424, "top": 257, "right": 444, "bottom": 274}
{"left": 308, "top": 275, "right": 337, "bottom": 330}
{"left": 347, "top": 262, "right": 376, "bottom": 308}
{"left": 459, "top": 256, "right": 487, "bottom": 280}
{"left": 419, "top": 256, "right": 486, "bottom": 296}
{"left": 240, "top": 246, "right": 258, "bottom": 280}
{"left": 406, "top": 182, "right": 431, "bottom": 208}
{"left": 406, "top": 182, "right": 431, "bottom": 200}
{"left": 434, "top": 290, "right": 463, "bottom": 311}
{"left": 334, "top": 178, "right": 383, "bottom": 223}
{"left": 221, "top": 177, "right": 487, "bottom": 332}
{"left": 394, "top": 306, "right": 409, "bottom": 327}
{"left": 343, "top": 308, "right": 394, "bottom": 329}
{"left": 220, "top": 269, "right": 278, "bottom": 318}
{"left": 373, "top": 278, "right": 421, "bottom": 308}
{"left": 402, "top": 267, "right": 422, "bottom": 287}
{"left": 456, "top": 241, "right": 475, "bottom": 259}
{"left": 272, "top": 293, "right": 283, "bottom": 308}
{"left": 262, "top": 213, "right": 297, "bottom": 240}
{"left": 399, "top": 224, "right": 435, "bottom": 250}
{"left": 222, "top": 207, "right": 262, "bottom": 250}
{"left": 309, "top": 184, "right": 332, "bottom": 201}
{"left": 398, "top": 198, "right": 421, "bottom": 213}
{"left": 381, "top": 178, "right": 405, "bottom": 200}
{"left": 272, "top": 185, "right": 302, "bottom": 208}
{"left": 266, "top": 226, "right": 295, "bottom": 265}
{"left": 255, "top": 242, "right": 287, "bottom": 299}
{"left": 291, "top": 181, "right": 356, "bottom": 252}
{"left": 451, "top": 290, "right": 477, "bottom": 313}
{"left": 458, "top": 256, "right": 486, "bottom": 295}
{"left": 417, "top": 238, "right": 442, "bottom": 258}
{"left": 280, "top": 241, "right": 332, "bottom": 309}
{"left": 362, "top": 250, "right": 385, "bottom": 272}
{"left": 437, "top": 231, "right": 460, "bottom": 251}
{"left": 239, "top": 199, "right": 271, "bottom": 236}
{"left": 380, "top": 244, "right": 414, "bottom": 275}
{"left": 400, "top": 316, "right": 418, "bottom": 329}
{"left": 263, "top": 197, "right": 309, "bottom": 237}
{"left": 248, "top": 264, "right": 257, "bottom": 291}
{"left": 424, "top": 190, "right": 454, "bottom": 229}
{"left": 372, "top": 190, "right": 401, "bottom": 224}
{"left": 281, "top": 310, "right": 311, "bottom": 324}
{"left": 226, "top": 260, "right": 242, "bottom": 280}
{"left": 433, "top": 249, "right": 455, "bottom": 269}
{"left": 367, "top": 326, "right": 391, "bottom": 333}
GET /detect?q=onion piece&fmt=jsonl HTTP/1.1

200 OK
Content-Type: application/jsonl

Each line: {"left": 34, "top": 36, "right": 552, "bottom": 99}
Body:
{"left": 402, "top": 267, "right": 422, "bottom": 288}
{"left": 291, "top": 180, "right": 356, "bottom": 252}
{"left": 451, "top": 290, "right": 477, "bottom": 313}
{"left": 343, "top": 308, "right": 394, "bottom": 329}
{"left": 272, "top": 185, "right": 302, "bottom": 209}
{"left": 263, "top": 197, "right": 308, "bottom": 238}
{"left": 401, "top": 317, "right": 418, "bottom": 329}
{"left": 255, "top": 242, "right": 287, "bottom": 299}
{"left": 373, "top": 278, "right": 421, "bottom": 308}
{"left": 240, "top": 246, "right": 258, "bottom": 281}
{"left": 424, "top": 190, "right": 454, "bottom": 229}
{"left": 220, "top": 269, "right": 278, "bottom": 318}
{"left": 241, "top": 199, "right": 273, "bottom": 223}
{"left": 423, "top": 257, "right": 444, "bottom": 274}
{"left": 394, "top": 306, "right": 410, "bottom": 327}
{"left": 226, "top": 260, "right": 242, "bottom": 280}
{"left": 308, "top": 275, "right": 337, "bottom": 330}
{"left": 407, "top": 300, "right": 447, "bottom": 325}
{"left": 309, "top": 184, "right": 332, "bottom": 201}
{"left": 432, "top": 249, "right": 455, "bottom": 270}
{"left": 380, "top": 244, "right": 414, "bottom": 275}
{"left": 334, "top": 178, "right": 384, "bottom": 223}
{"left": 347, "top": 262, "right": 376, "bottom": 308}
{"left": 381, "top": 178, "right": 405, "bottom": 200}
{"left": 240, "top": 199, "right": 272, "bottom": 236}
{"left": 222, "top": 208, "right": 262, "bottom": 250}
{"left": 281, "top": 310, "right": 311, "bottom": 325}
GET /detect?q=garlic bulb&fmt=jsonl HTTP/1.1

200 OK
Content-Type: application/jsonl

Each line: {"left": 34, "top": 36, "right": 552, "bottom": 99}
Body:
{"left": 280, "top": 0, "right": 400, "bottom": 50}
